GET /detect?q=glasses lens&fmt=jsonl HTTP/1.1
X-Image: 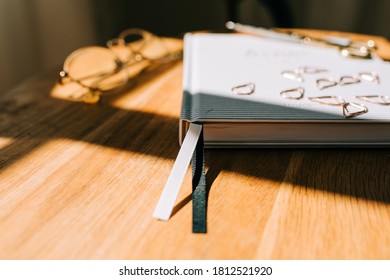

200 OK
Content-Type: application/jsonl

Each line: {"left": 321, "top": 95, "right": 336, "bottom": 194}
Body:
{"left": 52, "top": 79, "right": 92, "bottom": 101}
{"left": 112, "top": 29, "right": 170, "bottom": 61}
{"left": 138, "top": 37, "right": 170, "bottom": 61}
{"left": 64, "top": 46, "right": 128, "bottom": 91}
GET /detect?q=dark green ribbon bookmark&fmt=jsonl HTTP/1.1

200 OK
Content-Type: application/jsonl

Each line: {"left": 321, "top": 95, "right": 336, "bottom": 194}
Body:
{"left": 191, "top": 126, "right": 207, "bottom": 233}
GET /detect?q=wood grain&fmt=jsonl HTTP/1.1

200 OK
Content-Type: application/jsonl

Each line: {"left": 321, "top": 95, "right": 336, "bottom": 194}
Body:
{"left": 0, "top": 32, "right": 390, "bottom": 260}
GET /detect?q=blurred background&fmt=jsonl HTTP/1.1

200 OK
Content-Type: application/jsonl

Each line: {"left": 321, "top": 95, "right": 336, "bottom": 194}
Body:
{"left": 1, "top": 0, "right": 389, "bottom": 93}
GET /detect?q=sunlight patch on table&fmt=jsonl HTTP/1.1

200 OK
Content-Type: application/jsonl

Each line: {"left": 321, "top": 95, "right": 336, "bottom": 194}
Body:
{"left": 0, "top": 137, "right": 15, "bottom": 150}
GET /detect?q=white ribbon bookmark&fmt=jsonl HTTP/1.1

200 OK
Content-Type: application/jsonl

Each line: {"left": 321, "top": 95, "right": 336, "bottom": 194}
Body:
{"left": 153, "top": 123, "right": 203, "bottom": 221}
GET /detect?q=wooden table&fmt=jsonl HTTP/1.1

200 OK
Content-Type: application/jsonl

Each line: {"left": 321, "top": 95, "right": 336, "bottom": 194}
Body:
{"left": 1, "top": 31, "right": 390, "bottom": 260}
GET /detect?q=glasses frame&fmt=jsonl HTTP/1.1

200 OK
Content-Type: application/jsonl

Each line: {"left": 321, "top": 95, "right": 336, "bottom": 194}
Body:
{"left": 58, "top": 28, "right": 181, "bottom": 103}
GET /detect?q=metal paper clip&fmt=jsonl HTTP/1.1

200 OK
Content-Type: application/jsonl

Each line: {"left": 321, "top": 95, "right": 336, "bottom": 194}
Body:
{"left": 308, "top": 96, "right": 345, "bottom": 106}
{"left": 281, "top": 70, "right": 304, "bottom": 82}
{"left": 297, "top": 66, "right": 328, "bottom": 74}
{"left": 339, "top": 75, "right": 360, "bottom": 86}
{"left": 280, "top": 87, "right": 305, "bottom": 99}
{"left": 354, "top": 95, "right": 390, "bottom": 105}
{"left": 359, "top": 72, "right": 380, "bottom": 84}
{"left": 232, "top": 83, "right": 255, "bottom": 95}
{"left": 342, "top": 102, "right": 368, "bottom": 118}
{"left": 316, "top": 78, "right": 337, "bottom": 90}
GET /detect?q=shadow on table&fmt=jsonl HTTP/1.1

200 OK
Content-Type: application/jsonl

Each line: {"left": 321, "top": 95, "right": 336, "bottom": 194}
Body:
{"left": 0, "top": 62, "right": 389, "bottom": 219}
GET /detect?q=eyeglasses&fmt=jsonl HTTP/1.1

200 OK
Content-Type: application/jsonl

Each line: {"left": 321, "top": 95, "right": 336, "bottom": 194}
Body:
{"left": 57, "top": 28, "right": 183, "bottom": 103}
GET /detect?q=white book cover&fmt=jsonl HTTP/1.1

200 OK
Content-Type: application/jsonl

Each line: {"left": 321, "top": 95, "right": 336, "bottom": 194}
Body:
{"left": 180, "top": 33, "right": 390, "bottom": 146}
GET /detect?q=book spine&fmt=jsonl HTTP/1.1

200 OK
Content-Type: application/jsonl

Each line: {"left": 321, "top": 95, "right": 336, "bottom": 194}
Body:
{"left": 181, "top": 33, "right": 194, "bottom": 122}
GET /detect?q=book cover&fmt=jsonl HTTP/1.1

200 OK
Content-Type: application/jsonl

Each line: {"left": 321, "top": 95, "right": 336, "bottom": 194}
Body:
{"left": 180, "top": 33, "right": 390, "bottom": 147}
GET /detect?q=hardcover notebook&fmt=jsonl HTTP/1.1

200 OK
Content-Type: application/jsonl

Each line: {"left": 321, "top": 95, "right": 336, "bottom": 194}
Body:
{"left": 154, "top": 32, "right": 390, "bottom": 232}
{"left": 180, "top": 33, "right": 390, "bottom": 147}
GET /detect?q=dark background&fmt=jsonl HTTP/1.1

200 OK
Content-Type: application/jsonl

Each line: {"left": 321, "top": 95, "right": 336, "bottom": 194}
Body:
{"left": 93, "top": 0, "right": 390, "bottom": 43}
{"left": 0, "top": 0, "right": 389, "bottom": 93}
